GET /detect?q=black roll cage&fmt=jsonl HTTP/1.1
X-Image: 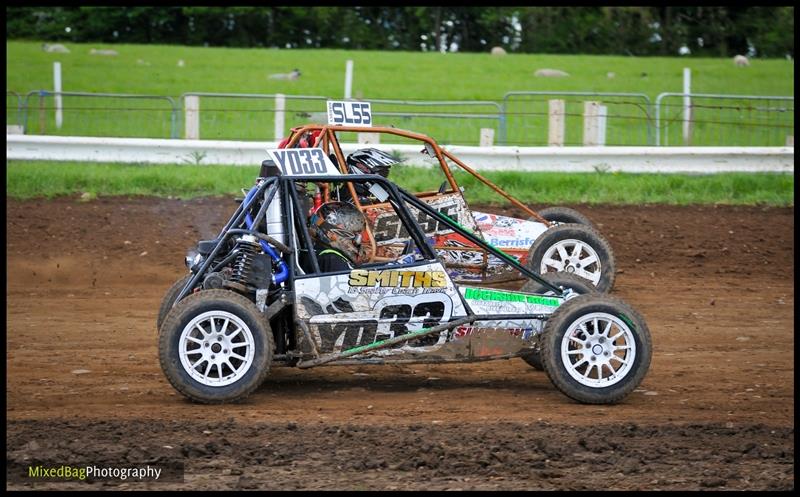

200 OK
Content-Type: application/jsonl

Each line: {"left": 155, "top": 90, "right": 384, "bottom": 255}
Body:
{"left": 174, "top": 173, "right": 566, "bottom": 308}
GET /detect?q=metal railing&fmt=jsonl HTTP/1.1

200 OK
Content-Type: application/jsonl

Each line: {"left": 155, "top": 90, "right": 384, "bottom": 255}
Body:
{"left": 20, "top": 91, "right": 179, "bottom": 138}
{"left": 364, "top": 99, "right": 503, "bottom": 146}
{"left": 7, "top": 91, "right": 23, "bottom": 128}
{"left": 654, "top": 93, "right": 794, "bottom": 146}
{"left": 180, "top": 92, "right": 330, "bottom": 141}
{"left": 5, "top": 89, "right": 794, "bottom": 147}
{"left": 179, "top": 94, "right": 503, "bottom": 145}
{"left": 501, "top": 91, "right": 654, "bottom": 146}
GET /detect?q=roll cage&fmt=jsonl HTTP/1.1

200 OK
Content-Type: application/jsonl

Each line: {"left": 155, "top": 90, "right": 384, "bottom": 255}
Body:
{"left": 281, "top": 124, "right": 553, "bottom": 226}
{"left": 175, "top": 172, "right": 564, "bottom": 309}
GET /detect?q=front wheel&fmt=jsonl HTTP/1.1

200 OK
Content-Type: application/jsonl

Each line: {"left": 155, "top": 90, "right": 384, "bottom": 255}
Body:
{"left": 540, "top": 295, "right": 652, "bottom": 404}
{"left": 526, "top": 223, "right": 616, "bottom": 293}
{"left": 156, "top": 274, "right": 194, "bottom": 331}
{"left": 158, "top": 290, "right": 274, "bottom": 404}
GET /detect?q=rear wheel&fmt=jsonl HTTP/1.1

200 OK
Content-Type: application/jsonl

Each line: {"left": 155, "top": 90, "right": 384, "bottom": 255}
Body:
{"left": 158, "top": 290, "right": 274, "bottom": 404}
{"left": 526, "top": 223, "right": 616, "bottom": 293}
{"left": 532, "top": 206, "right": 596, "bottom": 230}
{"left": 520, "top": 271, "right": 598, "bottom": 296}
{"left": 520, "top": 273, "right": 598, "bottom": 371}
{"left": 539, "top": 295, "right": 652, "bottom": 404}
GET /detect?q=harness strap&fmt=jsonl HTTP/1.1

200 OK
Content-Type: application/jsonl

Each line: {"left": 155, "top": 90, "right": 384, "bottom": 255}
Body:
{"left": 319, "top": 248, "right": 350, "bottom": 262}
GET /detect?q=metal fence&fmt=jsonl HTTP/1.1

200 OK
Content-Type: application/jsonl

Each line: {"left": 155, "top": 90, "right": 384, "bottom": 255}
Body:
{"left": 180, "top": 92, "right": 329, "bottom": 141}
{"left": 501, "top": 91, "right": 654, "bottom": 146}
{"left": 340, "top": 99, "right": 503, "bottom": 146}
{"left": 7, "top": 91, "right": 23, "bottom": 127}
{"left": 5, "top": 89, "right": 794, "bottom": 147}
{"left": 179, "top": 93, "right": 503, "bottom": 145}
{"left": 655, "top": 93, "right": 794, "bottom": 146}
{"left": 19, "top": 91, "right": 179, "bottom": 138}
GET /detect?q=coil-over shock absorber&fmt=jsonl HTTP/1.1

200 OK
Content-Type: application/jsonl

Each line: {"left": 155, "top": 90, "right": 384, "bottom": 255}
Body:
{"left": 224, "top": 234, "right": 272, "bottom": 294}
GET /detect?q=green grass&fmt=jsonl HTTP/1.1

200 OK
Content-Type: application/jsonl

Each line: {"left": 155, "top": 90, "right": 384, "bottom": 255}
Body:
{"left": 5, "top": 161, "right": 257, "bottom": 199}
{"left": 7, "top": 40, "right": 795, "bottom": 99}
{"left": 6, "top": 40, "right": 795, "bottom": 146}
{"left": 7, "top": 161, "right": 793, "bottom": 206}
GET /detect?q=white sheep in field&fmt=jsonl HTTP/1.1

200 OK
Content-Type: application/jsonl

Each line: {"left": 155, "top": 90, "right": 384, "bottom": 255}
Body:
{"left": 268, "top": 68, "right": 301, "bottom": 80}
{"left": 535, "top": 68, "right": 570, "bottom": 77}
{"left": 42, "top": 43, "right": 70, "bottom": 53}
{"left": 90, "top": 48, "right": 119, "bottom": 56}
{"left": 490, "top": 46, "right": 507, "bottom": 56}
{"left": 733, "top": 54, "right": 750, "bottom": 67}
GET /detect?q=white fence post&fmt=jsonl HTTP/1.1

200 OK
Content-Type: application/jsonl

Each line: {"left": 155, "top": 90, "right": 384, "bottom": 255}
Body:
{"left": 53, "top": 62, "right": 63, "bottom": 129}
{"left": 274, "top": 93, "right": 285, "bottom": 140}
{"left": 184, "top": 95, "right": 200, "bottom": 139}
{"left": 583, "top": 101, "right": 600, "bottom": 146}
{"left": 683, "top": 67, "right": 692, "bottom": 145}
{"left": 548, "top": 99, "right": 565, "bottom": 146}
{"left": 597, "top": 105, "right": 607, "bottom": 146}
{"left": 479, "top": 128, "right": 495, "bottom": 147}
{"left": 357, "top": 132, "right": 380, "bottom": 144}
{"left": 344, "top": 60, "right": 354, "bottom": 99}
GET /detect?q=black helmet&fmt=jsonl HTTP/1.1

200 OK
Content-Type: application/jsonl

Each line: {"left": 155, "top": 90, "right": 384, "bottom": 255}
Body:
{"left": 345, "top": 148, "right": 403, "bottom": 178}
{"left": 309, "top": 201, "right": 366, "bottom": 262}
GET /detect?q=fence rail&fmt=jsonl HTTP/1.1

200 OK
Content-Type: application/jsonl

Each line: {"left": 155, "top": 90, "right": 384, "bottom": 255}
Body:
{"left": 6, "top": 91, "right": 23, "bottom": 128}
{"left": 20, "top": 90, "right": 179, "bottom": 139}
{"left": 5, "top": 89, "right": 794, "bottom": 147}
{"left": 180, "top": 92, "right": 330, "bottom": 141}
{"left": 654, "top": 93, "right": 794, "bottom": 147}
{"left": 502, "top": 91, "right": 654, "bottom": 146}
{"left": 340, "top": 99, "right": 504, "bottom": 146}
{"left": 6, "top": 135, "right": 793, "bottom": 174}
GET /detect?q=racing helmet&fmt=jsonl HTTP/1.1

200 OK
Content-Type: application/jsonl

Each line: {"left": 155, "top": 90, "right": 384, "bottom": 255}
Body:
{"left": 345, "top": 148, "right": 403, "bottom": 178}
{"left": 309, "top": 201, "right": 366, "bottom": 262}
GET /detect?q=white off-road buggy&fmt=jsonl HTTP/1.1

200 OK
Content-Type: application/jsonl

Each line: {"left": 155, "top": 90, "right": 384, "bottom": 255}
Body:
{"left": 157, "top": 150, "right": 651, "bottom": 405}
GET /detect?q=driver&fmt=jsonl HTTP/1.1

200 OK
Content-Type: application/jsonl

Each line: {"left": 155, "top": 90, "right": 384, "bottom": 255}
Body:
{"left": 308, "top": 201, "right": 368, "bottom": 272}
{"left": 338, "top": 148, "right": 403, "bottom": 205}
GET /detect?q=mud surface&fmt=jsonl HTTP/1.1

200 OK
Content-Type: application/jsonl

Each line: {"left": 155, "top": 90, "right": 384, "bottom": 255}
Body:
{"left": 6, "top": 197, "right": 795, "bottom": 490}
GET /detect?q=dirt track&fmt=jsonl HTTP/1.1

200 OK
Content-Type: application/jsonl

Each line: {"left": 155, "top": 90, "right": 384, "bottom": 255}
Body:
{"left": 6, "top": 197, "right": 795, "bottom": 490}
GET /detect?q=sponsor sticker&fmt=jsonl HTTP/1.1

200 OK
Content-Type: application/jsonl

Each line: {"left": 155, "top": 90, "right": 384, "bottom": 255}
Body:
{"left": 349, "top": 269, "right": 447, "bottom": 288}
{"left": 463, "top": 287, "right": 560, "bottom": 307}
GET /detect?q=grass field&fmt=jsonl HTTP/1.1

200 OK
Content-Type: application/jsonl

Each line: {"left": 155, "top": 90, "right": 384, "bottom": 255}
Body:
{"left": 6, "top": 161, "right": 793, "bottom": 206}
{"left": 6, "top": 41, "right": 795, "bottom": 146}
{"left": 7, "top": 41, "right": 795, "bottom": 99}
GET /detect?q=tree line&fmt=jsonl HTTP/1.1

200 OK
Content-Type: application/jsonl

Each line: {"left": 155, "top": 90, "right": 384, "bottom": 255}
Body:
{"left": 6, "top": 6, "right": 795, "bottom": 58}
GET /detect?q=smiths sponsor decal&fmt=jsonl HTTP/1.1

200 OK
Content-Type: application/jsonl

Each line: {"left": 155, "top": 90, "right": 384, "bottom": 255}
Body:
{"left": 463, "top": 288, "right": 560, "bottom": 307}
{"left": 349, "top": 269, "right": 447, "bottom": 288}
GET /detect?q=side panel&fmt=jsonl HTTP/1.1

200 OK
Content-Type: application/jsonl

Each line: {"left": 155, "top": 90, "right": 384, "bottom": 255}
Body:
{"left": 294, "top": 262, "right": 468, "bottom": 357}
{"left": 362, "top": 193, "right": 503, "bottom": 282}
{"left": 293, "top": 267, "right": 564, "bottom": 363}
{"left": 471, "top": 211, "right": 549, "bottom": 264}
{"left": 363, "top": 192, "right": 479, "bottom": 253}
{"left": 453, "top": 285, "right": 564, "bottom": 354}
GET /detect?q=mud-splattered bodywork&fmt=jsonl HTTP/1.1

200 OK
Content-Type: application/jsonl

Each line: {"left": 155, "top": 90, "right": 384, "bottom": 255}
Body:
{"left": 361, "top": 193, "right": 550, "bottom": 284}
{"left": 293, "top": 262, "right": 563, "bottom": 363}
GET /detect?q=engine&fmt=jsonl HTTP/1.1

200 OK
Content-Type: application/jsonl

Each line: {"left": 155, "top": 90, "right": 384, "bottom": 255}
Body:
{"left": 184, "top": 160, "right": 288, "bottom": 298}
